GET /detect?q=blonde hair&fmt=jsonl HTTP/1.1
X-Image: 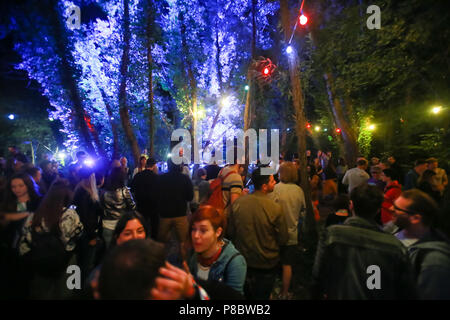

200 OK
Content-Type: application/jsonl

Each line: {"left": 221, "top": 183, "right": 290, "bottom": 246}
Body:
{"left": 279, "top": 162, "right": 298, "bottom": 184}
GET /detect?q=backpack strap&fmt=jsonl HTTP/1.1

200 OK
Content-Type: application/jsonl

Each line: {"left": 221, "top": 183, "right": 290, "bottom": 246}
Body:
{"left": 220, "top": 171, "right": 239, "bottom": 193}
{"left": 214, "top": 170, "right": 239, "bottom": 209}
{"left": 220, "top": 171, "right": 238, "bottom": 182}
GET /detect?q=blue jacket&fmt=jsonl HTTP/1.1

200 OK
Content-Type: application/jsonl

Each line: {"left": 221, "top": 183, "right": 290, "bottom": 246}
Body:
{"left": 188, "top": 239, "right": 247, "bottom": 294}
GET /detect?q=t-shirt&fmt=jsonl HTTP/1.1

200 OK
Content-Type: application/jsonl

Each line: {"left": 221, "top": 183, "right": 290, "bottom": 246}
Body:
{"left": 367, "top": 178, "right": 386, "bottom": 192}
{"left": 395, "top": 230, "right": 419, "bottom": 248}
{"left": 433, "top": 168, "right": 447, "bottom": 184}
{"left": 342, "top": 167, "right": 370, "bottom": 193}
{"left": 219, "top": 166, "right": 243, "bottom": 215}
{"left": 230, "top": 191, "right": 288, "bottom": 269}
{"left": 433, "top": 168, "right": 448, "bottom": 195}
{"left": 17, "top": 202, "right": 27, "bottom": 212}
{"left": 197, "top": 264, "right": 211, "bottom": 281}
{"left": 270, "top": 182, "right": 306, "bottom": 245}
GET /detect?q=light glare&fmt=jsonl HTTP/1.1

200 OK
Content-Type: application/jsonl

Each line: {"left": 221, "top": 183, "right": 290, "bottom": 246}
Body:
{"left": 299, "top": 15, "right": 308, "bottom": 25}
{"left": 432, "top": 106, "right": 442, "bottom": 114}
{"left": 84, "top": 158, "right": 94, "bottom": 167}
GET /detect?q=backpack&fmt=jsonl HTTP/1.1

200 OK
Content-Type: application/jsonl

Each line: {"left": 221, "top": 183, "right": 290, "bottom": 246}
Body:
{"left": 205, "top": 170, "right": 237, "bottom": 211}
{"left": 23, "top": 228, "right": 70, "bottom": 276}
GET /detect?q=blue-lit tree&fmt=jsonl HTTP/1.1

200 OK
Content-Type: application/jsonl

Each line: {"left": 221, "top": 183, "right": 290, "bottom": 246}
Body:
{"left": 11, "top": 0, "right": 280, "bottom": 164}
{"left": 70, "top": 0, "right": 170, "bottom": 162}
{"left": 11, "top": 0, "right": 102, "bottom": 156}
{"left": 159, "top": 0, "right": 279, "bottom": 157}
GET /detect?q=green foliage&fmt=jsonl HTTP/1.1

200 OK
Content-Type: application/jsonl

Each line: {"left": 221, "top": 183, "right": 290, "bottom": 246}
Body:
{"left": 299, "top": 0, "right": 450, "bottom": 162}
{"left": 357, "top": 124, "right": 373, "bottom": 159}
{"left": 0, "top": 115, "right": 56, "bottom": 161}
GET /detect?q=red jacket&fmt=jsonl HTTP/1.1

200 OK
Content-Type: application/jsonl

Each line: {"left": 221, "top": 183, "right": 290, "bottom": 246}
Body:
{"left": 381, "top": 181, "right": 402, "bottom": 224}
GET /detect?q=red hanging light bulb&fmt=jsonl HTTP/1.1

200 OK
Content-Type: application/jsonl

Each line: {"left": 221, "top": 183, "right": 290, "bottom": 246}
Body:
{"left": 299, "top": 14, "right": 308, "bottom": 26}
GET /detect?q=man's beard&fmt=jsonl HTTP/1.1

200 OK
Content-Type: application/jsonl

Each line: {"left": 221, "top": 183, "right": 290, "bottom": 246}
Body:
{"left": 393, "top": 215, "right": 410, "bottom": 230}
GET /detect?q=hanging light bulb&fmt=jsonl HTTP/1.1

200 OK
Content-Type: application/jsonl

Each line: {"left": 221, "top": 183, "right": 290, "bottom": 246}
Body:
{"left": 299, "top": 14, "right": 308, "bottom": 26}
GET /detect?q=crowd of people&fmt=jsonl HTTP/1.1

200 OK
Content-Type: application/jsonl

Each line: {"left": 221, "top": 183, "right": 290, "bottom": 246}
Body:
{"left": 0, "top": 145, "right": 449, "bottom": 300}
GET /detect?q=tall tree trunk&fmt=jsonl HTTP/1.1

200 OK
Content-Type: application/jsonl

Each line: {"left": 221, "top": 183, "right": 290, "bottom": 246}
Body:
{"left": 204, "top": 15, "right": 225, "bottom": 150}
{"left": 251, "top": 0, "right": 257, "bottom": 59}
{"left": 119, "top": 0, "right": 141, "bottom": 165}
{"left": 244, "top": 0, "right": 258, "bottom": 131}
{"left": 323, "top": 73, "right": 359, "bottom": 167}
{"left": 242, "top": 0, "right": 258, "bottom": 175}
{"left": 243, "top": 70, "right": 253, "bottom": 131}
{"left": 98, "top": 87, "right": 119, "bottom": 160}
{"left": 343, "top": 95, "right": 355, "bottom": 127}
{"left": 179, "top": 12, "right": 198, "bottom": 145}
{"left": 147, "top": 1, "right": 155, "bottom": 157}
{"left": 148, "top": 47, "right": 155, "bottom": 158}
{"left": 280, "top": 0, "right": 317, "bottom": 249}
{"left": 49, "top": 2, "right": 96, "bottom": 155}
{"left": 281, "top": 120, "right": 287, "bottom": 154}
{"left": 309, "top": 27, "right": 359, "bottom": 168}
{"left": 215, "top": 19, "right": 223, "bottom": 95}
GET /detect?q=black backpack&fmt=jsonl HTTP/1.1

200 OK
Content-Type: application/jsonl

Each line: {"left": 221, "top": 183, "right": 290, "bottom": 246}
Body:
{"left": 23, "top": 228, "right": 70, "bottom": 276}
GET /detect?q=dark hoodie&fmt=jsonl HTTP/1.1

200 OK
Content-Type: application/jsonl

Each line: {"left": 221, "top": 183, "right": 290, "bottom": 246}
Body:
{"left": 408, "top": 230, "right": 450, "bottom": 299}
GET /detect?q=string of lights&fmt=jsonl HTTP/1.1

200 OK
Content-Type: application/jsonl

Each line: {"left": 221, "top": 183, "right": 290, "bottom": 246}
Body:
{"left": 287, "top": 0, "right": 307, "bottom": 48}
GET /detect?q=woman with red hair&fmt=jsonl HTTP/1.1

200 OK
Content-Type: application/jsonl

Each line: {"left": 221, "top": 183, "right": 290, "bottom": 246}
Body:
{"left": 188, "top": 205, "right": 247, "bottom": 294}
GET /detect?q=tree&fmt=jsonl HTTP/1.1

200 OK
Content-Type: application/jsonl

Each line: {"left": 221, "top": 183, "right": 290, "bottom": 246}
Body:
{"left": 144, "top": 0, "right": 157, "bottom": 156}
{"left": 308, "top": 0, "right": 450, "bottom": 165}
{"left": 117, "top": 0, "right": 141, "bottom": 164}
{"left": 280, "top": 0, "right": 317, "bottom": 250}
{"left": 160, "top": 0, "right": 278, "bottom": 159}
{"left": 11, "top": 0, "right": 100, "bottom": 155}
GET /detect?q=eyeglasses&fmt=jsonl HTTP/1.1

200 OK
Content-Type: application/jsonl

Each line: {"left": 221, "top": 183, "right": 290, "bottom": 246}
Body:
{"left": 391, "top": 203, "right": 419, "bottom": 216}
